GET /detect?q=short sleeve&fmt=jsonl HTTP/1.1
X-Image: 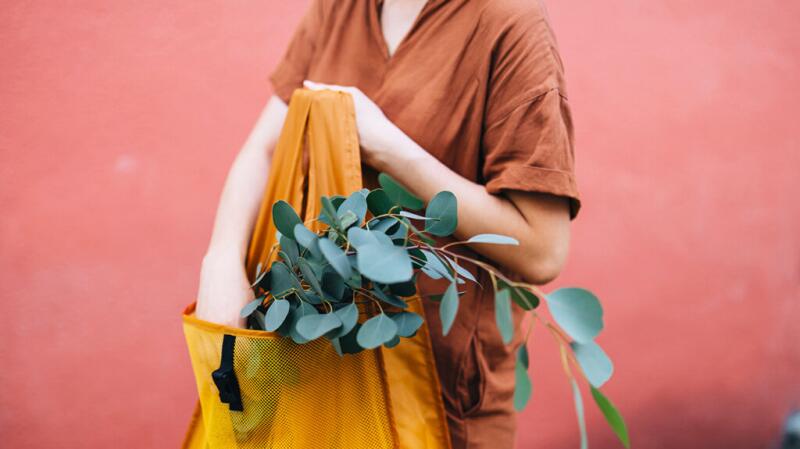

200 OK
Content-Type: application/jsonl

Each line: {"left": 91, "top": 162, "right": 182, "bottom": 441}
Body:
{"left": 481, "top": 4, "right": 582, "bottom": 220}
{"left": 269, "top": 0, "right": 326, "bottom": 103}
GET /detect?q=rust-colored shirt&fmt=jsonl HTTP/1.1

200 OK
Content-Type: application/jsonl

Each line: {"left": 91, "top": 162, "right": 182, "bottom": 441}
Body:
{"left": 269, "top": 0, "right": 580, "bottom": 447}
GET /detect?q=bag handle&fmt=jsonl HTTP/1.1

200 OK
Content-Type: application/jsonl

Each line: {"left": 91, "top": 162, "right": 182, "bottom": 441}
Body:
{"left": 244, "top": 89, "right": 362, "bottom": 281}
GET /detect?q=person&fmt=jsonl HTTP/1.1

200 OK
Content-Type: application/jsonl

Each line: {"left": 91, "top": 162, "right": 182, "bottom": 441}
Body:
{"left": 196, "top": 0, "right": 581, "bottom": 447}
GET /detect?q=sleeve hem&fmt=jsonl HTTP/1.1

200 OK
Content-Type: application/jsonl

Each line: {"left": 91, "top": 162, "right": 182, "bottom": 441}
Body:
{"left": 268, "top": 60, "right": 304, "bottom": 105}
{"left": 485, "top": 165, "right": 582, "bottom": 220}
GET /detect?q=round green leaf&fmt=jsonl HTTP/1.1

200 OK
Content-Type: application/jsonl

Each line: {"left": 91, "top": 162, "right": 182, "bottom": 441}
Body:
{"left": 357, "top": 243, "right": 413, "bottom": 284}
{"left": 378, "top": 173, "right": 424, "bottom": 210}
{"left": 337, "top": 191, "right": 367, "bottom": 225}
{"left": 356, "top": 313, "right": 398, "bottom": 349}
{"left": 240, "top": 297, "right": 263, "bottom": 318}
{"left": 391, "top": 312, "right": 424, "bottom": 337}
{"left": 571, "top": 340, "right": 614, "bottom": 388}
{"left": 366, "top": 189, "right": 395, "bottom": 216}
{"left": 466, "top": 234, "right": 520, "bottom": 245}
{"left": 293, "top": 223, "right": 320, "bottom": 256}
{"left": 318, "top": 237, "right": 353, "bottom": 280}
{"left": 280, "top": 235, "right": 299, "bottom": 265}
{"left": 328, "top": 302, "right": 359, "bottom": 338}
{"left": 495, "top": 288, "right": 514, "bottom": 344}
{"left": 338, "top": 323, "right": 363, "bottom": 354}
{"left": 269, "top": 261, "right": 295, "bottom": 297}
{"left": 439, "top": 281, "right": 459, "bottom": 336}
{"left": 424, "top": 191, "right": 458, "bottom": 236}
{"left": 289, "top": 302, "right": 318, "bottom": 344}
{"left": 347, "top": 227, "right": 393, "bottom": 250}
{"left": 383, "top": 335, "right": 401, "bottom": 348}
{"left": 264, "top": 299, "right": 291, "bottom": 331}
{"left": 272, "top": 200, "right": 302, "bottom": 240}
{"left": 590, "top": 387, "right": 630, "bottom": 449}
{"left": 296, "top": 312, "right": 342, "bottom": 340}
{"left": 546, "top": 287, "right": 604, "bottom": 343}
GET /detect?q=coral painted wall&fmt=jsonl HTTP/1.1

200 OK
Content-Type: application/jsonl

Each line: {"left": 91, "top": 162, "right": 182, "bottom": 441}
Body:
{"left": 1, "top": 1, "right": 797, "bottom": 448}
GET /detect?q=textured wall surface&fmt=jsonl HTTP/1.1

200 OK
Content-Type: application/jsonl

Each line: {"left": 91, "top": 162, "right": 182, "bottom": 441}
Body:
{"left": 1, "top": 1, "right": 798, "bottom": 448}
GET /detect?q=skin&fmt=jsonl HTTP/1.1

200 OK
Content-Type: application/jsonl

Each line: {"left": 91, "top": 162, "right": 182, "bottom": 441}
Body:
{"left": 196, "top": 0, "right": 572, "bottom": 328}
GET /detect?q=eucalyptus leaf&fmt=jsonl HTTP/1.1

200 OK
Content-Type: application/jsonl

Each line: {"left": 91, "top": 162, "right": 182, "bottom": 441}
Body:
{"left": 373, "top": 285, "right": 408, "bottom": 309}
{"left": 337, "top": 191, "right": 367, "bottom": 225}
{"left": 571, "top": 340, "right": 614, "bottom": 388}
{"left": 390, "top": 311, "right": 424, "bottom": 337}
{"left": 445, "top": 255, "right": 477, "bottom": 283}
{"left": 440, "top": 281, "right": 459, "bottom": 336}
{"left": 546, "top": 288, "right": 604, "bottom": 343}
{"left": 322, "top": 271, "right": 347, "bottom": 301}
{"left": 328, "top": 302, "right": 359, "bottom": 338}
{"left": 339, "top": 210, "right": 359, "bottom": 229}
{"left": 399, "top": 211, "right": 435, "bottom": 220}
{"left": 590, "top": 387, "right": 630, "bottom": 448}
{"left": 269, "top": 262, "right": 295, "bottom": 297}
{"left": 388, "top": 279, "right": 417, "bottom": 297}
{"left": 378, "top": 173, "right": 424, "bottom": 210}
{"left": 272, "top": 200, "right": 302, "bottom": 240}
{"left": 424, "top": 191, "right": 458, "bottom": 236}
{"left": 513, "top": 351, "right": 533, "bottom": 411}
{"left": 466, "top": 234, "right": 520, "bottom": 245}
{"left": 338, "top": 323, "right": 363, "bottom": 354}
{"left": 319, "top": 237, "right": 353, "bottom": 280}
{"left": 571, "top": 379, "right": 588, "bottom": 449}
{"left": 384, "top": 335, "right": 401, "bottom": 348}
{"left": 369, "top": 217, "right": 400, "bottom": 234}
{"left": 347, "top": 227, "right": 393, "bottom": 249}
{"left": 297, "top": 257, "right": 323, "bottom": 297}
{"left": 357, "top": 243, "right": 413, "bottom": 284}
{"left": 366, "top": 189, "right": 395, "bottom": 216}
{"left": 293, "top": 223, "right": 320, "bottom": 257}
{"left": 280, "top": 235, "right": 299, "bottom": 265}
{"left": 356, "top": 313, "right": 398, "bottom": 349}
{"left": 420, "top": 249, "right": 452, "bottom": 280}
{"left": 240, "top": 297, "right": 263, "bottom": 318}
{"left": 289, "top": 302, "right": 319, "bottom": 344}
{"left": 495, "top": 289, "right": 514, "bottom": 344}
{"left": 320, "top": 196, "right": 340, "bottom": 228}
{"left": 296, "top": 312, "right": 342, "bottom": 340}
{"left": 264, "top": 299, "right": 291, "bottom": 331}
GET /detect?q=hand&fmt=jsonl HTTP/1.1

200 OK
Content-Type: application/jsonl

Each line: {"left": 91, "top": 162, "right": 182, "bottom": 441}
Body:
{"left": 303, "top": 80, "right": 424, "bottom": 171}
{"left": 195, "top": 251, "right": 254, "bottom": 328}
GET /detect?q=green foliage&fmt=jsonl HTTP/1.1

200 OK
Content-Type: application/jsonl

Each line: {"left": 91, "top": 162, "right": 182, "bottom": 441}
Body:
{"left": 378, "top": 173, "right": 424, "bottom": 210}
{"left": 495, "top": 289, "right": 514, "bottom": 344}
{"left": 424, "top": 191, "right": 458, "bottom": 236}
{"left": 546, "top": 287, "right": 604, "bottom": 343}
{"left": 240, "top": 172, "right": 627, "bottom": 445}
{"left": 513, "top": 343, "right": 532, "bottom": 411}
{"left": 571, "top": 340, "right": 614, "bottom": 388}
{"left": 590, "top": 387, "right": 630, "bottom": 448}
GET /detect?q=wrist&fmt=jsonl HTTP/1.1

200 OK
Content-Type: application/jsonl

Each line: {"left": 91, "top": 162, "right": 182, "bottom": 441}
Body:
{"left": 202, "top": 246, "right": 245, "bottom": 267}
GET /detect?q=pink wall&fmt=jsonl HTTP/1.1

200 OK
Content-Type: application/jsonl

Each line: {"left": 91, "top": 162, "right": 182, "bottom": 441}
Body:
{"left": 1, "top": 1, "right": 797, "bottom": 448}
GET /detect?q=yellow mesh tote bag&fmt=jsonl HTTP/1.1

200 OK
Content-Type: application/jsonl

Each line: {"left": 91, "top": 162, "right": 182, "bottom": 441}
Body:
{"left": 182, "top": 88, "right": 452, "bottom": 449}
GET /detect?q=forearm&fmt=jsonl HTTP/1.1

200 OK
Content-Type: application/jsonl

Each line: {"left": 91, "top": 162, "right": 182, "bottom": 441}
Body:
{"left": 371, "top": 124, "right": 569, "bottom": 284}
{"left": 204, "top": 96, "right": 288, "bottom": 263}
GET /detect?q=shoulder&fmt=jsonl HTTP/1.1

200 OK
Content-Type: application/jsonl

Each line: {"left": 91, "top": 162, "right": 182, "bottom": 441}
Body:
{"left": 477, "top": 0, "right": 556, "bottom": 36}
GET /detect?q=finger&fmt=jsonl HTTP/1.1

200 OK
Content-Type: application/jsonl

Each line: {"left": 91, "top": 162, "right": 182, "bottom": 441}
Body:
{"left": 303, "top": 80, "right": 352, "bottom": 93}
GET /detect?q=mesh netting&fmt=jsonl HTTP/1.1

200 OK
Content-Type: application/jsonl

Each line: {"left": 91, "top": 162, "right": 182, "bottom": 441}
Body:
{"left": 184, "top": 322, "right": 398, "bottom": 449}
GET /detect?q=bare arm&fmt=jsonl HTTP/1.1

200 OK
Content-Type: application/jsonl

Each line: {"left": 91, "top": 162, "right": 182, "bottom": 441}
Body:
{"left": 373, "top": 124, "right": 570, "bottom": 285}
{"left": 196, "top": 95, "right": 288, "bottom": 327}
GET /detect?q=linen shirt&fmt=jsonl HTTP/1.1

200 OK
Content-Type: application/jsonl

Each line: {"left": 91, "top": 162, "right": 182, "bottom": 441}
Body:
{"left": 268, "top": 1, "right": 581, "bottom": 446}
